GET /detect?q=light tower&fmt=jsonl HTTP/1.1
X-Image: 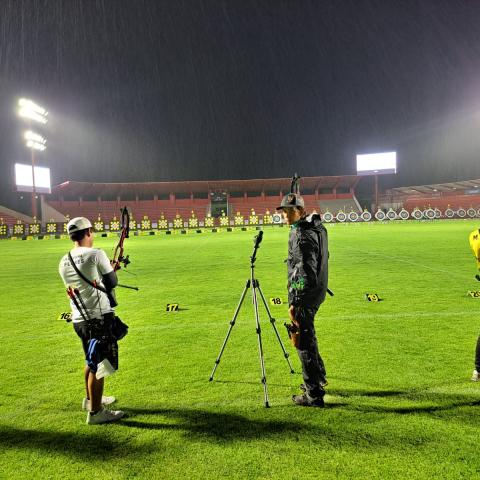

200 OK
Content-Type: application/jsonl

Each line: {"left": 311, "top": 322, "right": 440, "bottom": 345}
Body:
{"left": 17, "top": 98, "right": 48, "bottom": 218}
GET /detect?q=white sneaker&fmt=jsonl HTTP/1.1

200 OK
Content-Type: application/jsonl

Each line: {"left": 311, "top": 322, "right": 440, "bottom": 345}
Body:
{"left": 86, "top": 407, "right": 125, "bottom": 425}
{"left": 472, "top": 370, "right": 479, "bottom": 382}
{"left": 82, "top": 396, "right": 116, "bottom": 411}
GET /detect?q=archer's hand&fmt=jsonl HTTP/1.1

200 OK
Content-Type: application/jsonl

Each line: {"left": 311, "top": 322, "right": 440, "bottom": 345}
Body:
{"left": 286, "top": 305, "right": 301, "bottom": 348}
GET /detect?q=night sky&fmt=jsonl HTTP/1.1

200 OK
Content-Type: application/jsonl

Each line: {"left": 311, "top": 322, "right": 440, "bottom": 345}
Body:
{"left": 1, "top": 0, "right": 480, "bottom": 208}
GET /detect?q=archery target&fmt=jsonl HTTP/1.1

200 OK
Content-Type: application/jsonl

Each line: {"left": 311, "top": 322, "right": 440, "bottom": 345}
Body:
{"left": 386, "top": 209, "right": 397, "bottom": 220}
{"left": 322, "top": 212, "right": 334, "bottom": 222}
{"left": 361, "top": 211, "right": 372, "bottom": 222}
{"left": 412, "top": 209, "right": 423, "bottom": 220}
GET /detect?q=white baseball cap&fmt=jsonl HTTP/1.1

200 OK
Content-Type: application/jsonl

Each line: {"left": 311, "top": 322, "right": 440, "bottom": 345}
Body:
{"left": 67, "top": 217, "right": 92, "bottom": 234}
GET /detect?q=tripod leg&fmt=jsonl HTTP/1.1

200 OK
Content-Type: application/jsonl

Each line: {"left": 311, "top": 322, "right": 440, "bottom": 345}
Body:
{"left": 251, "top": 280, "right": 270, "bottom": 408}
{"left": 256, "top": 281, "right": 295, "bottom": 374}
{"left": 209, "top": 280, "right": 250, "bottom": 381}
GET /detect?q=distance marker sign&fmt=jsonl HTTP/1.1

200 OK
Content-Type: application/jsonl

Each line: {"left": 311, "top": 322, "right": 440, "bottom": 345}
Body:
{"left": 365, "top": 293, "right": 383, "bottom": 302}
{"left": 269, "top": 297, "right": 283, "bottom": 306}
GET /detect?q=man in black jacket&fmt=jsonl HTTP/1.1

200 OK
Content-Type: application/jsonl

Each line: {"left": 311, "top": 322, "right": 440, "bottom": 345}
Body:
{"left": 278, "top": 193, "right": 329, "bottom": 407}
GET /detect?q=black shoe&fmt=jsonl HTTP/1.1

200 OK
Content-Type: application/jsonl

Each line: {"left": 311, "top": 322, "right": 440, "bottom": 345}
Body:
{"left": 292, "top": 393, "right": 325, "bottom": 407}
{"left": 476, "top": 274, "right": 480, "bottom": 281}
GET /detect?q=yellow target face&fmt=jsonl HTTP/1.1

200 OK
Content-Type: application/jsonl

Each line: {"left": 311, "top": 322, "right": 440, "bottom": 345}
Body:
{"left": 29, "top": 224, "right": 40, "bottom": 234}
{"left": 110, "top": 220, "right": 120, "bottom": 231}
{"left": 141, "top": 219, "right": 151, "bottom": 230}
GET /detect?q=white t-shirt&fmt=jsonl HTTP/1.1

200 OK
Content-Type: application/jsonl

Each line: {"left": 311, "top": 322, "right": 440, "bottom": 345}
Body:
{"left": 59, "top": 247, "right": 114, "bottom": 322}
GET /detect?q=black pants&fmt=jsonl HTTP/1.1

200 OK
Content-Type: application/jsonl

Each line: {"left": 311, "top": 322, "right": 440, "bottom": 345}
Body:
{"left": 296, "top": 305, "right": 327, "bottom": 398}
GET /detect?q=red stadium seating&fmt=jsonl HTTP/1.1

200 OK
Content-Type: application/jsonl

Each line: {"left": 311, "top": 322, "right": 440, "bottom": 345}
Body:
{"left": 47, "top": 193, "right": 358, "bottom": 222}
{"left": 0, "top": 206, "right": 31, "bottom": 228}
{"left": 0, "top": 213, "right": 21, "bottom": 228}
{"left": 48, "top": 199, "right": 211, "bottom": 222}
{"left": 44, "top": 176, "right": 361, "bottom": 223}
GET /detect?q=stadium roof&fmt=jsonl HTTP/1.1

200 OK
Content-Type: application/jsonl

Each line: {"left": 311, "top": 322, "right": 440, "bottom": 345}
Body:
{"left": 386, "top": 179, "right": 480, "bottom": 196}
{"left": 52, "top": 176, "right": 362, "bottom": 197}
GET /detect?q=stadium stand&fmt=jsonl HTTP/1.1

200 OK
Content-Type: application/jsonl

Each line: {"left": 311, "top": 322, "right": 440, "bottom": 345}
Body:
{"left": 3, "top": 176, "right": 480, "bottom": 238}
{"left": 381, "top": 179, "right": 480, "bottom": 211}
{"left": 47, "top": 199, "right": 211, "bottom": 221}
{"left": 317, "top": 197, "right": 361, "bottom": 214}
{"left": 228, "top": 195, "right": 318, "bottom": 217}
{"left": 403, "top": 194, "right": 480, "bottom": 211}
{"left": 47, "top": 176, "right": 362, "bottom": 221}
{"left": 0, "top": 205, "right": 33, "bottom": 227}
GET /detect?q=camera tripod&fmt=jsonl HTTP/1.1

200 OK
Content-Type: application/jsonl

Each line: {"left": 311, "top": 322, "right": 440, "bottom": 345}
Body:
{"left": 209, "top": 230, "right": 295, "bottom": 407}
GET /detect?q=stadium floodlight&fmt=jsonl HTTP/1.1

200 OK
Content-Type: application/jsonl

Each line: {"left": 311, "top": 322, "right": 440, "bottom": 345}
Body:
{"left": 18, "top": 98, "right": 48, "bottom": 124}
{"left": 16, "top": 99, "right": 48, "bottom": 219}
{"left": 24, "top": 130, "right": 47, "bottom": 151}
{"left": 26, "top": 141, "right": 46, "bottom": 151}
{"left": 24, "top": 131, "right": 46, "bottom": 143}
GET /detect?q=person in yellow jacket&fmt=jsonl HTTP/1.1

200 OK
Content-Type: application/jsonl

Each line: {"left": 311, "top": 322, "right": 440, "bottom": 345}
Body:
{"left": 469, "top": 228, "right": 480, "bottom": 381}
{"left": 469, "top": 228, "right": 480, "bottom": 281}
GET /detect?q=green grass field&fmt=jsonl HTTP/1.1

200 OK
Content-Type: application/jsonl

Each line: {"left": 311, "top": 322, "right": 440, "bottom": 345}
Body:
{"left": 1, "top": 220, "right": 480, "bottom": 479}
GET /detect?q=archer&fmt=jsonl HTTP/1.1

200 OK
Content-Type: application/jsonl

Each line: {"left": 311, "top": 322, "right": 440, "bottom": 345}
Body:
{"left": 59, "top": 216, "right": 125, "bottom": 425}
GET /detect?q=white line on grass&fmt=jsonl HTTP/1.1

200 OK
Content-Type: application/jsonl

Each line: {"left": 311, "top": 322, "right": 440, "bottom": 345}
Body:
{"left": 4, "top": 309, "right": 477, "bottom": 342}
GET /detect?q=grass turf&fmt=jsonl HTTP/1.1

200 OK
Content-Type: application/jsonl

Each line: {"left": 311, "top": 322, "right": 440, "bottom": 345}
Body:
{"left": 0, "top": 220, "right": 480, "bottom": 479}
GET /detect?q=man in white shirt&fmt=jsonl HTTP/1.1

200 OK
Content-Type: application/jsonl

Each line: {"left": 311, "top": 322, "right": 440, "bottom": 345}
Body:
{"left": 59, "top": 217, "right": 125, "bottom": 425}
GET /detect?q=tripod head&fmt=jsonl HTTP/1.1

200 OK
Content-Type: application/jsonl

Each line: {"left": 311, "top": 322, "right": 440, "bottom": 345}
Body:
{"left": 250, "top": 230, "right": 263, "bottom": 265}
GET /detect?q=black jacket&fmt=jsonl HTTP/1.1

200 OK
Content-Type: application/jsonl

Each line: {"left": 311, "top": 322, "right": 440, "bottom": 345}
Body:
{"left": 287, "top": 213, "right": 329, "bottom": 309}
